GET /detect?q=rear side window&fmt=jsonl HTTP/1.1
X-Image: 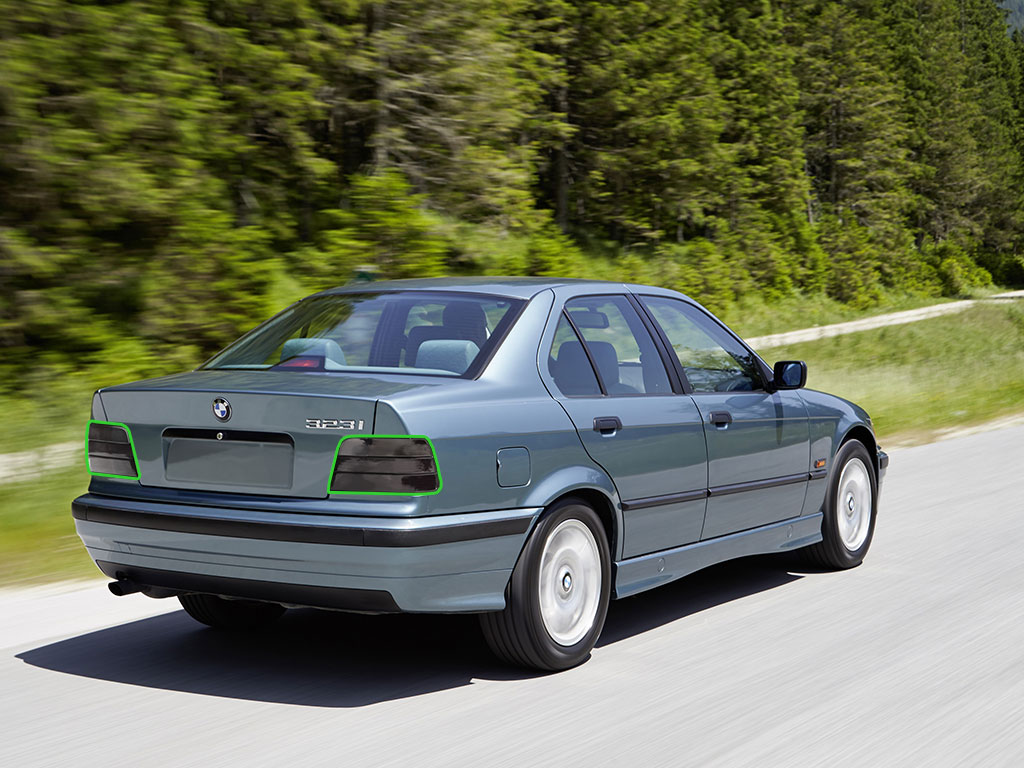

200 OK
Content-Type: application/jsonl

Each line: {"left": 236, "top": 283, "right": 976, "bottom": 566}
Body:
{"left": 202, "top": 291, "right": 523, "bottom": 377}
{"left": 548, "top": 295, "right": 671, "bottom": 396}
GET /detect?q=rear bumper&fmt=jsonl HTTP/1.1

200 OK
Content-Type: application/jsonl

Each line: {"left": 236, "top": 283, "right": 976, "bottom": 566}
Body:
{"left": 72, "top": 494, "right": 540, "bottom": 613}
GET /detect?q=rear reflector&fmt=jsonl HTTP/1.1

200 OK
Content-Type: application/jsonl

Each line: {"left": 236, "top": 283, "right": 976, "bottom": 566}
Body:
{"left": 86, "top": 421, "right": 139, "bottom": 480}
{"left": 329, "top": 436, "right": 441, "bottom": 495}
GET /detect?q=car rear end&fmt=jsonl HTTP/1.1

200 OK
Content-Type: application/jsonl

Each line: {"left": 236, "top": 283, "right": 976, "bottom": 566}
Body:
{"left": 72, "top": 287, "right": 547, "bottom": 613}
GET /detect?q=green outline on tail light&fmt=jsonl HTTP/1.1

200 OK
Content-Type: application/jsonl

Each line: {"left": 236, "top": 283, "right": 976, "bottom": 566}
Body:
{"left": 85, "top": 420, "right": 141, "bottom": 480}
{"left": 327, "top": 434, "right": 443, "bottom": 496}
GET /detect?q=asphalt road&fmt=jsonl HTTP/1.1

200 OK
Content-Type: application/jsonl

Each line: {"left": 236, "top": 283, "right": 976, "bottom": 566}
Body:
{"left": 2, "top": 425, "right": 1022, "bottom": 767}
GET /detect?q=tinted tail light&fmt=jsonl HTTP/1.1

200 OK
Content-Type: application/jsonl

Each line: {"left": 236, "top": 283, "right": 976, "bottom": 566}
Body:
{"left": 86, "top": 421, "right": 140, "bottom": 480}
{"left": 329, "top": 436, "right": 441, "bottom": 495}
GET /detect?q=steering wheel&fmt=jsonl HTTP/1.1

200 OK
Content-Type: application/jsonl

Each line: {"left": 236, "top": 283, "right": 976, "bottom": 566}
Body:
{"left": 714, "top": 375, "right": 754, "bottom": 392}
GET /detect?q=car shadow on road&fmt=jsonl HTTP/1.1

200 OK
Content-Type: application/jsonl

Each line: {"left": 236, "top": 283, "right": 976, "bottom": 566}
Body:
{"left": 16, "top": 555, "right": 802, "bottom": 708}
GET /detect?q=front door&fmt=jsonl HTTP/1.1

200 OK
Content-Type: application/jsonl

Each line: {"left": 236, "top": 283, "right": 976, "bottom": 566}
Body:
{"left": 541, "top": 292, "right": 708, "bottom": 558}
{"left": 638, "top": 295, "right": 810, "bottom": 539}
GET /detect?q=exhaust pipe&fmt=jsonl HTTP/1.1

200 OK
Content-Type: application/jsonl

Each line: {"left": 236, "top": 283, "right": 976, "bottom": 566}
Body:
{"left": 108, "top": 578, "right": 142, "bottom": 597}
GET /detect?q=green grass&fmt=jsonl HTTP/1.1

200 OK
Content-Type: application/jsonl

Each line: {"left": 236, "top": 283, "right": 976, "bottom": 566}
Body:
{"left": 0, "top": 390, "right": 91, "bottom": 454}
{"left": 757, "top": 302, "right": 1024, "bottom": 443}
{"left": 0, "top": 466, "right": 96, "bottom": 586}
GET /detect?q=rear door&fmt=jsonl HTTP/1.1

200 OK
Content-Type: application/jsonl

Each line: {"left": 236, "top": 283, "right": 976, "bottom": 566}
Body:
{"left": 638, "top": 295, "right": 810, "bottom": 539}
{"left": 540, "top": 291, "right": 708, "bottom": 558}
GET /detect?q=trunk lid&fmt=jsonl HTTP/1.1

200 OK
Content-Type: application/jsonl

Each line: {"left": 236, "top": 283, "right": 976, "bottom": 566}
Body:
{"left": 96, "top": 370, "right": 444, "bottom": 498}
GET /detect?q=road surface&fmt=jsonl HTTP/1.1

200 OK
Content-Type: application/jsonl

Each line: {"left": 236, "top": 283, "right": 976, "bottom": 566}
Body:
{"left": 2, "top": 425, "right": 1022, "bottom": 767}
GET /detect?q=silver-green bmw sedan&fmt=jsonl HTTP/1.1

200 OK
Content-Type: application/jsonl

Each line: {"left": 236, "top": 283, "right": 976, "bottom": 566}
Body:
{"left": 75, "top": 278, "right": 887, "bottom": 670}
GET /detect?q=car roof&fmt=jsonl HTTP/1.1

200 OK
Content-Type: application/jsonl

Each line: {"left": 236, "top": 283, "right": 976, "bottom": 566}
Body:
{"left": 314, "top": 276, "right": 685, "bottom": 301}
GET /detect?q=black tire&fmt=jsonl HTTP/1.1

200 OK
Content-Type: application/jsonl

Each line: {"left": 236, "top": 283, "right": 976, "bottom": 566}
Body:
{"left": 178, "top": 593, "right": 286, "bottom": 630}
{"left": 804, "top": 440, "right": 878, "bottom": 569}
{"left": 480, "top": 498, "right": 611, "bottom": 671}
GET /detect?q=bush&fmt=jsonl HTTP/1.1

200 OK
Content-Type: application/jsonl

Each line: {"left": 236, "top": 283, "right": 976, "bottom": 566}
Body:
{"left": 921, "top": 240, "right": 992, "bottom": 298}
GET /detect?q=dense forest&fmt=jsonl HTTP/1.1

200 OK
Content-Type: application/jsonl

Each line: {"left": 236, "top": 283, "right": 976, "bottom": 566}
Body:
{"left": 2, "top": 0, "right": 1024, "bottom": 391}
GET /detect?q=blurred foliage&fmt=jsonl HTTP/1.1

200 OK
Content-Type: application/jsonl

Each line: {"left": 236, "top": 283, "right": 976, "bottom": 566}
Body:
{"left": 0, "top": 466, "right": 96, "bottom": 584}
{"left": 1, "top": 0, "right": 1023, "bottom": 400}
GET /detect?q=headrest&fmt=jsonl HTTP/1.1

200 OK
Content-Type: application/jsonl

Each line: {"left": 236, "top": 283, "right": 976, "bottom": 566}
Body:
{"left": 552, "top": 341, "right": 599, "bottom": 395}
{"left": 415, "top": 339, "right": 480, "bottom": 374}
{"left": 442, "top": 301, "right": 487, "bottom": 344}
{"left": 584, "top": 340, "right": 620, "bottom": 385}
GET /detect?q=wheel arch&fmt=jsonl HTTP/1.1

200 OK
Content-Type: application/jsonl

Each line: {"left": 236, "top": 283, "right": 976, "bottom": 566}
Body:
{"left": 545, "top": 487, "right": 619, "bottom": 563}
{"left": 519, "top": 465, "right": 622, "bottom": 561}
{"left": 838, "top": 424, "right": 880, "bottom": 478}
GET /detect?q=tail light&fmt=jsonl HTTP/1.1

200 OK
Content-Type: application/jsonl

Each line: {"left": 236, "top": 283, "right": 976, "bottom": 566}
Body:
{"left": 86, "top": 421, "right": 140, "bottom": 480}
{"left": 328, "top": 436, "right": 441, "bottom": 495}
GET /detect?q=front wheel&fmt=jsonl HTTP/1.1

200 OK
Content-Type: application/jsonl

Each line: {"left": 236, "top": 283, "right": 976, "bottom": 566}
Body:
{"left": 804, "top": 440, "right": 878, "bottom": 569}
{"left": 480, "top": 498, "right": 611, "bottom": 671}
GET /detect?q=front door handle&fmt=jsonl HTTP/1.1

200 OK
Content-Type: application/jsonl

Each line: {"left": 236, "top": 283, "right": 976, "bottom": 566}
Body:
{"left": 594, "top": 416, "right": 622, "bottom": 433}
{"left": 709, "top": 411, "right": 732, "bottom": 426}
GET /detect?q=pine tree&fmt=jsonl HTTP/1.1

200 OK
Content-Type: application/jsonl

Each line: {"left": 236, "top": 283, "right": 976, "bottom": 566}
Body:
{"left": 884, "top": 0, "right": 984, "bottom": 245}
{"left": 787, "top": 1, "right": 920, "bottom": 298}
{"left": 705, "top": 0, "right": 824, "bottom": 295}
{"left": 563, "top": 0, "right": 731, "bottom": 244}
{"left": 957, "top": 0, "right": 1024, "bottom": 259}
{"left": 318, "top": 0, "right": 542, "bottom": 228}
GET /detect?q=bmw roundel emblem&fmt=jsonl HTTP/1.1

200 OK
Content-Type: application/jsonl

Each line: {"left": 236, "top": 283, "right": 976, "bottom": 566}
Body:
{"left": 212, "top": 397, "right": 231, "bottom": 422}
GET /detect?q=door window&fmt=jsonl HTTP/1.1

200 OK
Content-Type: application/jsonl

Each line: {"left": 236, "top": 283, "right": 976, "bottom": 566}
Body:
{"left": 549, "top": 295, "right": 671, "bottom": 396}
{"left": 640, "top": 296, "right": 764, "bottom": 393}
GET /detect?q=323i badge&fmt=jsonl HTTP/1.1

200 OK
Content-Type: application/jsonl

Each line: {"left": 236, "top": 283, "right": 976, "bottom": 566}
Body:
{"left": 305, "top": 418, "right": 367, "bottom": 430}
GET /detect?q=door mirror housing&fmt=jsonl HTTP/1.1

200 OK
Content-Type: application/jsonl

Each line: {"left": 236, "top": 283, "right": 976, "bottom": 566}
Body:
{"left": 772, "top": 360, "right": 807, "bottom": 390}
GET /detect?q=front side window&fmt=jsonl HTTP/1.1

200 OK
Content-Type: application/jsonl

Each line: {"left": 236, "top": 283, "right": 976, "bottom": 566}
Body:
{"left": 548, "top": 295, "right": 671, "bottom": 396}
{"left": 640, "top": 296, "right": 764, "bottom": 393}
{"left": 202, "top": 291, "right": 523, "bottom": 377}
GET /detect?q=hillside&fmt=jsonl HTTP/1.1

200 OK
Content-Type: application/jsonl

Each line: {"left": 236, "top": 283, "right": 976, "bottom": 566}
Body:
{"left": 1, "top": 0, "right": 1024, "bottom": 396}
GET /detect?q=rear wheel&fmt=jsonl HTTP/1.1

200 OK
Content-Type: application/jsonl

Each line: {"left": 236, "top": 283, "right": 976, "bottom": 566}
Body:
{"left": 480, "top": 498, "right": 611, "bottom": 671}
{"left": 804, "top": 440, "right": 877, "bottom": 569}
{"left": 178, "top": 593, "right": 286, "bottom": 630}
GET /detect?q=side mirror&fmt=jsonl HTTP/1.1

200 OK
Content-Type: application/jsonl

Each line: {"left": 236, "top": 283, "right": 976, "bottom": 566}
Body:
{"left": 772, "top": 360, "right": 807, "bottom": 390}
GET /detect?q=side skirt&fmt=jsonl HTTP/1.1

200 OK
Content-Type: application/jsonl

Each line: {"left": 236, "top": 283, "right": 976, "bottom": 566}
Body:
{"left": 613, "top": 513, "right": 823, "bottom": 599}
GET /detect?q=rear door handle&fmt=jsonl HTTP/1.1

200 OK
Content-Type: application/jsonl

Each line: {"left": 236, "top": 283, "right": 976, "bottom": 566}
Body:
{"left": 594, "top": 416, "right": 622, "bottom": 433}
{"left": 709, "top": 411, "right": 732, "bottom": 426}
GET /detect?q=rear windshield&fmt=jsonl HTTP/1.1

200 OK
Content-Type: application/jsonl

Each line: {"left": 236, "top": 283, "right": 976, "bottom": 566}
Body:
{"left": 201, "top": 291, "right": 524, "bottom": 377}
